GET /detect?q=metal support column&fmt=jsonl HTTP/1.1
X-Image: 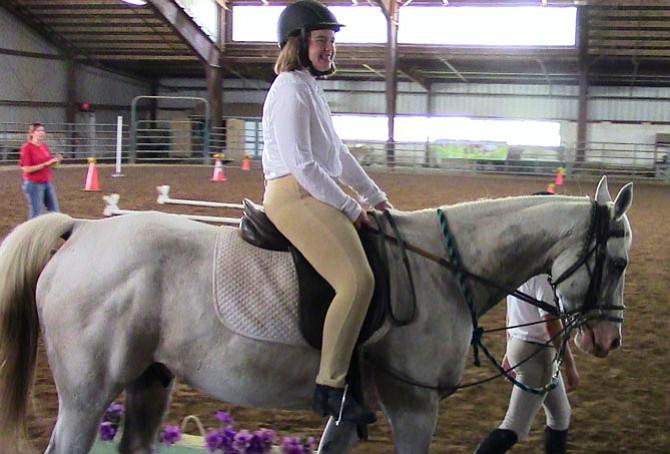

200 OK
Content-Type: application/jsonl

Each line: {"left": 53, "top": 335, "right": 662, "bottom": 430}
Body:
{"left": 576, "top": 5, "right": 589, "bottom": 164}
{"left": 206, "top": 65, "right": 223, "bottom": 154}
{"left": 66, "top": 59, "right": 77, "bottom": 157}
{"left": 378, "top": 0, "right": 399, "bottom": 168}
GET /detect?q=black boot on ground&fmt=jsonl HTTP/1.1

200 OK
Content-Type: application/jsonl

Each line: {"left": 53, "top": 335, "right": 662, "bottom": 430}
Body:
{"left": 474, "top": 428, "right": 518, "bottom": 454}
{"left": 313, "top": 384, "right": 376, "bottom": 425}
{"left": 544, "top": 426, "right": 568, "bottom": 454}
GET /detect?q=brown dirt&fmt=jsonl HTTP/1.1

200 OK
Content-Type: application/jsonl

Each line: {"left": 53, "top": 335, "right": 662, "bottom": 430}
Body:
{"left": 0, "top": 164, "right": 668, "bottom": 453}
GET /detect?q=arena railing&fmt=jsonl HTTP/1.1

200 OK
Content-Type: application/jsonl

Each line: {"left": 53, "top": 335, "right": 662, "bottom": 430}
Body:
{"left": 1, "top": 121, "right": 667, "bottom": 183}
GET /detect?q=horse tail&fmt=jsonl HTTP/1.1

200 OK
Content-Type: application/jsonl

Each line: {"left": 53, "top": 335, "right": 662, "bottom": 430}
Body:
{"left": 0, "top": 212, "right": 75, "bottom": 448}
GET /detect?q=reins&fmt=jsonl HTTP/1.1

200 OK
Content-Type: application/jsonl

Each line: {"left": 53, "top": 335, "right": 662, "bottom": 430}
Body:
{"left": 367, "top": 316, "right": 574, "bottom": 394}
{"left": 364, "top": 200, "right": 620, "bottom": 395}
{"left": 437, "top": 207, "right": 563, "bottom": 394}
{"left": 367, "top": 212, "right": 558, "bottom": 318}
{"left": 370, "top": 210, "right": 417, "bottom": 326}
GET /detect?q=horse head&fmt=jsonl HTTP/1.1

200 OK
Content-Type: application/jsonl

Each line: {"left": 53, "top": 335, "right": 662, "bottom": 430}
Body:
{"left": 550, "top": 176, "right": 633, "bottom": 358}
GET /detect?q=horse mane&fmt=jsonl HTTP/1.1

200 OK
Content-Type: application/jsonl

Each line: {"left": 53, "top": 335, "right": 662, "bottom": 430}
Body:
{"left": 404, "top": 194, "right": 590, "bottom": 217}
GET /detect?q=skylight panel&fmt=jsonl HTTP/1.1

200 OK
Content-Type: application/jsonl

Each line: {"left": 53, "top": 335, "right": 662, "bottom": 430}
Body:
{"left": 232, "top": 5, "right": 576, "bottom": 47}
{"left": 398, "top": 6, "right": 576, "bottom": 46}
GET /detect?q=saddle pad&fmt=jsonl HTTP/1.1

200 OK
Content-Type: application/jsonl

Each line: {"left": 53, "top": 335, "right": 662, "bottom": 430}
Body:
{"left": 213, "top": 227, "right": 307, "bottom": 346}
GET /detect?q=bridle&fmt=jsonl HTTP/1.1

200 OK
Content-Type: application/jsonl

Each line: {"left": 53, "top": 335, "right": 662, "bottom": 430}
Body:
{"left": 550, "top": 202, "right": 627, "bottom": 325}
{"left": 364, "top": 199, "right": 627, "bottom": 394}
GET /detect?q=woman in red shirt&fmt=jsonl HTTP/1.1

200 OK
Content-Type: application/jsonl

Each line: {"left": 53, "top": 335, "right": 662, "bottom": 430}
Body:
{"left": 19, "top": 122, "right": 62, "bottom": 218}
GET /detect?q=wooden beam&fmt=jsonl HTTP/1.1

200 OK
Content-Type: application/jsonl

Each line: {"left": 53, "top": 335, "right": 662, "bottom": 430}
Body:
{"left": 147, "top": 0, "right": 220, "bottom": 67}
{"left": 440, "top": 58, "right": 468, "bottom": 83}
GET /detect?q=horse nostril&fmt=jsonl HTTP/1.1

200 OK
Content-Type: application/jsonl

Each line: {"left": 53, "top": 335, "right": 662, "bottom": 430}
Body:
{"left": 611, "top": 338, "right": 621, "bottom": 350}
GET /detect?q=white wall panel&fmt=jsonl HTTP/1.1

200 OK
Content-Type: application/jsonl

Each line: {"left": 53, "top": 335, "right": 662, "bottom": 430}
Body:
{"left": 2, "top": 55, "right": 68, "bottom": 103}
{"left": 0, "top": 107, "right": 64, "bottom": 128}
{"left": 0, "top": 8, "right": 58, "bottom": 54}
{"left": 328, "top": 90, "right": 386, "bottom": 114}
{"left": 0, "top": 7, "right": 150, "bottom": 125}
{"left": 590, "top": 97, "right": 670, "bottom": 123}
{"left": 77, "top": 65, "right": 148, "bottom": 108}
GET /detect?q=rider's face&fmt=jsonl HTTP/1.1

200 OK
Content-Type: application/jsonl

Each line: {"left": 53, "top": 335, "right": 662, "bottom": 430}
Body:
{"left": 307, "top": 29, "right": 335, "bottom": 73}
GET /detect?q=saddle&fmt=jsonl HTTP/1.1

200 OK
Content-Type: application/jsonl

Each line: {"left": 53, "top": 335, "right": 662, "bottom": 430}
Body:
{"left": 239, "top": 199, "right": 389, "bottom": 350}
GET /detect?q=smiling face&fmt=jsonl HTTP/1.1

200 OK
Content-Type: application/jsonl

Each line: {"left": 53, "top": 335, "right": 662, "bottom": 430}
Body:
{"left": 307, "top": 29, "right": 336, "bottom": 73}
{"left": 30, "top": 124, "right": 46, "bottom": 143}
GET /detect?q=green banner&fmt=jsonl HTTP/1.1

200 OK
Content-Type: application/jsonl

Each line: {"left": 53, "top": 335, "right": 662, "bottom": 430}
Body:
{"left": 431, "top": 141, "right": 509, "bottom": 160}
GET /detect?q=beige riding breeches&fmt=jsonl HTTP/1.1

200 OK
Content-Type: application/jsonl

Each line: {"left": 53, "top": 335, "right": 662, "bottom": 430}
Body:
{"left": 499, "top": 337, "right": 571, "bottom": 437}
{"left": 263, "top": 175, "right": 374, "bottom": 388}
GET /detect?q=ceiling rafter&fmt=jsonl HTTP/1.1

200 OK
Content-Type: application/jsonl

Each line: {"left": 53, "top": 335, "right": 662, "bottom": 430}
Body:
{"left": 2, "top": 0, "right": 670, "bottom": 86}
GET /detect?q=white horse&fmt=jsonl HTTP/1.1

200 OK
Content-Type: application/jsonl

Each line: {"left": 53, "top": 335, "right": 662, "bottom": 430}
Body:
{"left": 0, "top": 176, "right": 632, "bottom": 454}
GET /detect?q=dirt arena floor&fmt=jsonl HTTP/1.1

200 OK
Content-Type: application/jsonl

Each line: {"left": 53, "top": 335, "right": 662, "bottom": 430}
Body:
{"left": 0, "top": 164, "right": 668, "bottom": 453}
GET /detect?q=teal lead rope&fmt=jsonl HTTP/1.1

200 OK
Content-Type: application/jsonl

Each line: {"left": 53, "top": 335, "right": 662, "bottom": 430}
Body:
{"left": 437, "top": 208, "right": 483, "bottom": 366}
{"left": 437, "top": 208, "right": 559, "bottom": 395}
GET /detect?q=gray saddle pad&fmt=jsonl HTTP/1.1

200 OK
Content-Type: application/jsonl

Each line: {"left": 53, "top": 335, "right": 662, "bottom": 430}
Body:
{"left": 212, "top": 227, "right": 306, "bottom": 346}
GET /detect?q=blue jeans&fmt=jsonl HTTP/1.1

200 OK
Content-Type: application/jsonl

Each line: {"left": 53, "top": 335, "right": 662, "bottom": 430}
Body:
{"left": 23, "top": 180, "right": 60, "bottom": 219}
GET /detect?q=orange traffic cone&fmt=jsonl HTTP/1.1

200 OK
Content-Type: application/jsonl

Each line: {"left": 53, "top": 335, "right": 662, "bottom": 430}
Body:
{"left": 554, "top": 166, "right": 566, "bottom": 186}
{"left": 241, "top": 154, "right": 251, "bottom": 171}
{"left": 546, "top": 183, "right": 555, "bottom": 194}
{"left": 84, "top": 157, "right": 100, "bottom": 191}
{"left": 210, "top": 154, "right": 226, "bottom": 182}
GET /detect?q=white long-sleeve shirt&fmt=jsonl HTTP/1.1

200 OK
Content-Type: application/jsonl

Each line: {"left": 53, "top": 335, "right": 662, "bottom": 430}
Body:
{"left": 261, "top": 70, "right": 387, "bottom": 221}
{"left": 506, "top": 275, "right": 557, "bottom": 344}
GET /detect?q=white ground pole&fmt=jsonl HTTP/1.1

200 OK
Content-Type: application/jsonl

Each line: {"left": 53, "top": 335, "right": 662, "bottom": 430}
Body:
{"left": 103, "top": 193, "right": 241, "bottom": 225}
{"left": 112, "top": 115, "right": 124, "bottom": 177}
{"left": 156, "top": 185, "right": 245, "bottom": 209}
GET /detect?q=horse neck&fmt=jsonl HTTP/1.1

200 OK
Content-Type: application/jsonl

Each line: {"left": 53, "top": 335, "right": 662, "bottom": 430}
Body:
{"left": 443, "top": 196, "right": 593, "bottom": 315}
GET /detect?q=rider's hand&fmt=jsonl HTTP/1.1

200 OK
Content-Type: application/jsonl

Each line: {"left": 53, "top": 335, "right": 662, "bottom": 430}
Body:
{"left": 354, "top": 210, "right": 370, "bottom": 229}
{"left": 502, "top": 355, "right": 516, "bottom": 378}
{"left": 564, "top": 366, "right": 581, "bottom": 393}
{"left": 375, "top": 200, "right": 394, "bottom": 211}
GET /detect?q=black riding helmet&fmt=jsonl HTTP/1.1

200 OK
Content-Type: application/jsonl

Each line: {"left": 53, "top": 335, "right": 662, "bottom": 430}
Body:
{"left": 277, "top": 0, "right": 344, "bottom": 48}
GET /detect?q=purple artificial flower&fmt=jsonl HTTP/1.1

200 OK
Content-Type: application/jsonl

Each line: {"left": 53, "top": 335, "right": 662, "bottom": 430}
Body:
{"left": 280, "top": 435, "right": 315, "bottom": 454}
{"left": 98, "top": 421, "right": 117, "bottom": 442}
{"left": 102, "top": 402, "right": 124, "bottom": 426}
{"left": 280, "top": 436, "right": 306, "bottom": 454}
{"left": 304, "top": 437, "right": 315, "bottom": 453}
{"left": 219, "top": 425, "right": 239, "bottom": 453}
{"left": 233, "top": 429, "right": 252, "bottom": 452}
{"left": 161, "top": 425, "right": 182, "bottom": 446}
{"left": 248, "top": 429, "right": 277, "bottom": 453}
{"left": 205, "top": 430, "right": 224, "bottom": 452}
{"left": 107, "top": 402, "right": 124, "bottom": 416}
{"left": 215, "top": 411, "right": 234, "bottom": 426}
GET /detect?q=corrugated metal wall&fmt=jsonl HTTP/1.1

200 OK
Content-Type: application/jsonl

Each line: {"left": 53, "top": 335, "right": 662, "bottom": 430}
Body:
{"left": 0, "top": 8, "right": 66, "bottom": 125}
{"left": 0, "top": 8, "right": 149, "bottom": 127}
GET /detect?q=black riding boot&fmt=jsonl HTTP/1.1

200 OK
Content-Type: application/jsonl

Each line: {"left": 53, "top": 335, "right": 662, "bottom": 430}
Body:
{"left": 313, "top": 384, "right": 376, "bottom": 425}
{"left": 474, "top": 428, "right": 518, "bottom": 454}
{"left": 544, "top": 426, "right": 568, "bottom": 454}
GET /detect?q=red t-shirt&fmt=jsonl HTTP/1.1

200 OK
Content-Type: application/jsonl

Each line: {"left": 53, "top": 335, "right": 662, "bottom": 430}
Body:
{"left": 19, "top": 142, "right": 53, "bottom": 183}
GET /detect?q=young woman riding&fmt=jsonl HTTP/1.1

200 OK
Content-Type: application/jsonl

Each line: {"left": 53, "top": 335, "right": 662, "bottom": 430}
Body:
{"left": 261, "top": 0, "right": 392, "bottom": 425}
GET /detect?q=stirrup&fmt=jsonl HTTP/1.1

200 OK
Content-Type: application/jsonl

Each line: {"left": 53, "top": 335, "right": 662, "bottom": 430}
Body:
{"left": 335, "top": 385, "right": 350, "bottom": 426}
{"left": 313, "top": 384, "right": 376, "bottom": 425}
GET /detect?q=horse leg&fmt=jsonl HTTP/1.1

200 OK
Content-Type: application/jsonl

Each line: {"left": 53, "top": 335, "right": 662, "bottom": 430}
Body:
{"left": 376, "top": 380, "right": 440, "bottom": 454}
{"left": 118, "top": 364, "right": 174, "bottom": 454}
{"left": 316, "top": 417, "right": 358, "bottom": 454}
{"left": 43, "top": 393, "right": 111, "bottom": 454}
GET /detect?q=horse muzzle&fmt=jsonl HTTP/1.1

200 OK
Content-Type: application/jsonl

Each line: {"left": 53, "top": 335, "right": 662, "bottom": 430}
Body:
{"left": 574, "top": 322, "right": 622, "bottom": 358}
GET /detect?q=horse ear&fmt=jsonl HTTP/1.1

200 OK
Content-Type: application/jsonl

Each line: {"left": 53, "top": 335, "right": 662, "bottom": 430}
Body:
{"left": 613, "top": 182, "right": 633, "bottom": 220}
{"left": 595, "top": 175, "right": 612, "bottom": 203}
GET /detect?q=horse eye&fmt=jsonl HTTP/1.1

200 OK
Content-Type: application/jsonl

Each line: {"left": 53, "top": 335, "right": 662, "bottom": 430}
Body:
{"left": 610, "top": 258, "right": 627, "bottom": 273}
